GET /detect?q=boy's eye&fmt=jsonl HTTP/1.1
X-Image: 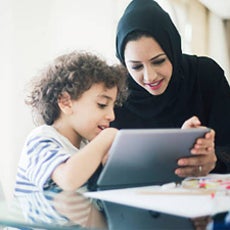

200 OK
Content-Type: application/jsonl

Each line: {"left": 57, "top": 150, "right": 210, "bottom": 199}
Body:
{"left": 97, "top": 103, "right": 107, "bottom": 109}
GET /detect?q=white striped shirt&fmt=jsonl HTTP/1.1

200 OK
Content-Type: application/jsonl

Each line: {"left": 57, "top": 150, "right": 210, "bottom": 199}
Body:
{"left": 14, "top": 125, "right": 86, "bottom": 195}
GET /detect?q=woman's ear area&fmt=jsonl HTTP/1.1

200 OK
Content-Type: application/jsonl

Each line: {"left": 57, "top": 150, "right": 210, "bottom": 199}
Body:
{"left": 57, "top": 92, "right": 73, "bottom": 114}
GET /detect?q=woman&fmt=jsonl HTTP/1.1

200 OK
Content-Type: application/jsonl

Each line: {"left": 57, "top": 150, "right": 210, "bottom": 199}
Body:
{"left": 111, "top": 0, "right": 230, "bottom": 177}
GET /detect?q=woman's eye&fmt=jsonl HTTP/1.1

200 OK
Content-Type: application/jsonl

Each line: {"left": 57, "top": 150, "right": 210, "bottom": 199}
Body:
{"left": 153, "top": 58, "right": 166, "bottom": 65}
{"left": 131, "top": 64, "right": 142, "bottom": 70}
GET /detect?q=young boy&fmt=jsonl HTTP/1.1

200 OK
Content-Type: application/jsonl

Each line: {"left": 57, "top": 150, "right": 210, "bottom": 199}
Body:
{"left": 14, "top": 51, "right": 128, "bottom": 194}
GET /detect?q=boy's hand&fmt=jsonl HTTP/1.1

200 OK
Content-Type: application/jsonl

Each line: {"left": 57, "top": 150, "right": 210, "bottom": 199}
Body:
{"left": 102, "top": 153, "right": 109, "bottom": 165}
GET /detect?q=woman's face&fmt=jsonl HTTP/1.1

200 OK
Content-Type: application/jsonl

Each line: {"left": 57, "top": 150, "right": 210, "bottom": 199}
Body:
{"left": 124, "top": 36, "right": 173, "bottom": 95}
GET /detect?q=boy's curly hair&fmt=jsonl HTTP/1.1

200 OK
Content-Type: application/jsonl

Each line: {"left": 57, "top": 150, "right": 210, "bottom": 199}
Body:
{"left": 25, "top": 51, "right": 128, "bottom": 125}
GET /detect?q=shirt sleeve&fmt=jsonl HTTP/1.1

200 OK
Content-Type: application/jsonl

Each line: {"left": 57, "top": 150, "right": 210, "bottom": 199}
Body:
{"left": 20, "top": 135, "right": 71, "bottom": 190}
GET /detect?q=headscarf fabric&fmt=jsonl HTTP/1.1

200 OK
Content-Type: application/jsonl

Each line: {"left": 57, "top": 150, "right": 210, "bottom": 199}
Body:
{"left": 115, "top": 0, "right": 184, "bottom": 121}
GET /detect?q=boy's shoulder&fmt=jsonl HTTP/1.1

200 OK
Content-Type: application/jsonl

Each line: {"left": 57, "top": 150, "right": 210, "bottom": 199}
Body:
{"left": 27, "top": 125, "right": 58, "bottom": 139}
{"left": 25, "top": 125, "right": 82, "bottom": 152}
{"left": 25, "top": 125, "right": 66, "bottom": 147}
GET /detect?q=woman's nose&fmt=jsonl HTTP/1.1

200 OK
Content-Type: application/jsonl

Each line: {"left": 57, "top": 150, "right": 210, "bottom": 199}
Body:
{"left": 143, "top": 66, "right": 157, "bottom": 83}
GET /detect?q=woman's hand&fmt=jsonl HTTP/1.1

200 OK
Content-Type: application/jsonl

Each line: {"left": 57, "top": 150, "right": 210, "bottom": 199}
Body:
{"left": 181, "top": 116, "right": 201, "bottom": 129}
{"left": 177, "top": 116, "right": 217, "bottom": 177}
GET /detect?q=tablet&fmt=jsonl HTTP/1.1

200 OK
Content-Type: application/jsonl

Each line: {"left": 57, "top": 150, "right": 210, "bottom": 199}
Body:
{"left": 96, "top": 128, "right": 210, "bottom": 190}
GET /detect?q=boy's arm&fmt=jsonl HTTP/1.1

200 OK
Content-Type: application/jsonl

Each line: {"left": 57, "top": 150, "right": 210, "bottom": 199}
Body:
{"left": 51, "top": 128, "right": 117, "bottom": 191}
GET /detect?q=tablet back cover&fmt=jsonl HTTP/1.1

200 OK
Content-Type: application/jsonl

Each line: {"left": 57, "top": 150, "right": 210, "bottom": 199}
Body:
{"left": 96, "top": 128, "right": 209, "bottom": 190}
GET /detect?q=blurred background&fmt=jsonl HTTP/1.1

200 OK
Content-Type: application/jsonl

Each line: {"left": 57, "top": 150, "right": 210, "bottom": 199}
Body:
{"left": 0, "top": 0, "right": 229, "bottom": 201}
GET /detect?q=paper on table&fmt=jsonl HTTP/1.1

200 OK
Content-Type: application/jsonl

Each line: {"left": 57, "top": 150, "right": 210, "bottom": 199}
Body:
{"left": 84, "top": 174, "right": 230, "bottom": 218}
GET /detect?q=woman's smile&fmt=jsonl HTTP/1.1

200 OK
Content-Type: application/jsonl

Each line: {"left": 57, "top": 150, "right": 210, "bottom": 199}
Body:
{"left": 144, "top": 79, "right": 164, "bottom": 91}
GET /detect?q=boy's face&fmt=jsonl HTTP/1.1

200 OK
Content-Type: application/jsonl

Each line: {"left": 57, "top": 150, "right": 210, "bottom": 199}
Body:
{"left": 69, "top": 83, "right": 117, "bottom": 142}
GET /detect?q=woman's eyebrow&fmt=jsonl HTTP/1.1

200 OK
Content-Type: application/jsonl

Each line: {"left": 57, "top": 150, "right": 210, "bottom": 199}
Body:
{"left": 150, "top": 53, "right": 166, "bottom": 61}
{"left": 128, "top": 53, "right": 166, "bottom": 63}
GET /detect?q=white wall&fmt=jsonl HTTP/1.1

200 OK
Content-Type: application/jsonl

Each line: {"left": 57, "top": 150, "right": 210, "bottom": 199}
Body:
{"left": 0, "top": 0, "right": 14, "bottom": 201}
{"left": 208, "top": 13, "right": 230, "bottom": 81}
{"left": 0, "top": 0, "right": 131, "bottom": 200}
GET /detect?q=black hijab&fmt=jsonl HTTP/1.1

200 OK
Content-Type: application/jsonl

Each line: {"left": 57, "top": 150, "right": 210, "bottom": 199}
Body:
{"left": 115, "top": 0, "right": 187, "bottom": 121}
{"left": 116, "top": 0, "right": 182, "bottom": 68}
